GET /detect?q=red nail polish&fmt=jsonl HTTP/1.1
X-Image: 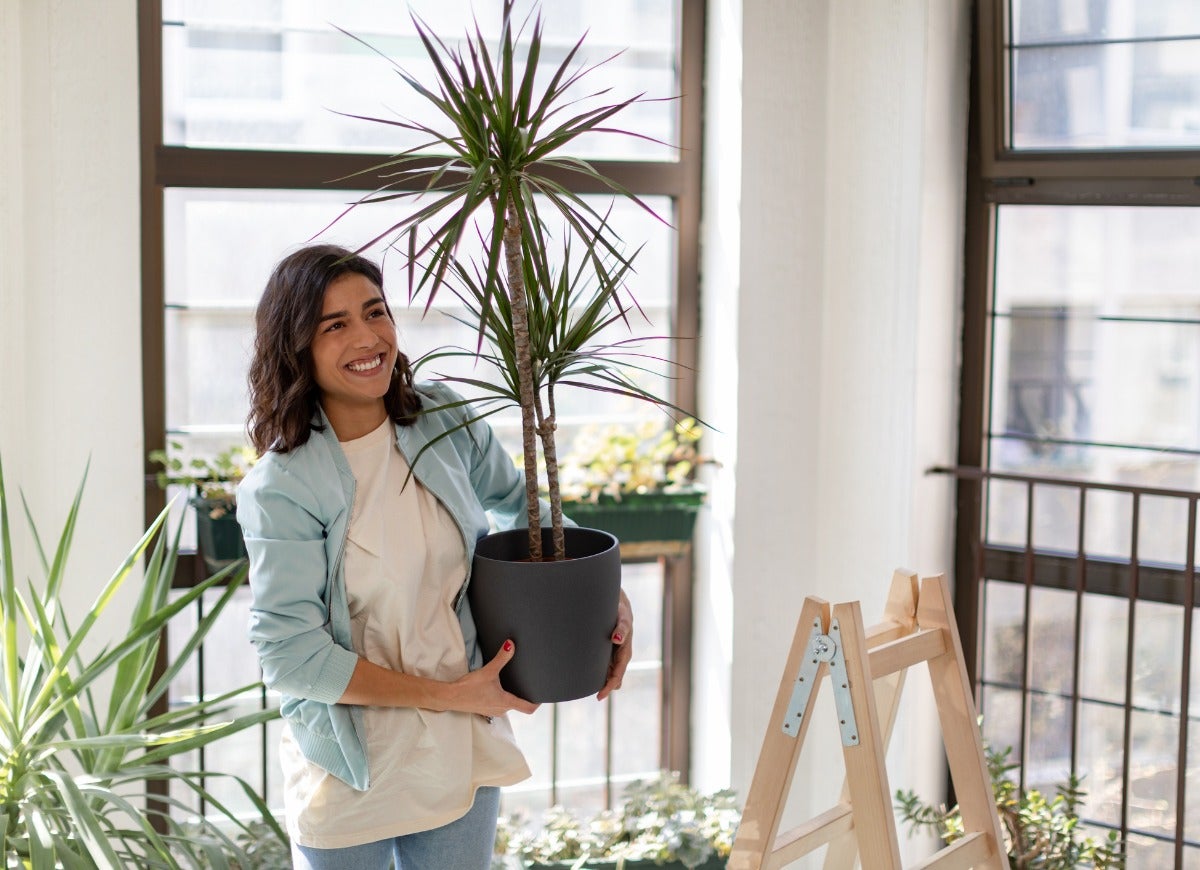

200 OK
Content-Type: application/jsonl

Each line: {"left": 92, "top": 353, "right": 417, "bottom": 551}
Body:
{"left": 612, "top": 633, "right": 623, "bottom": 644}
{"left": 503, "top": 640, "right": 513, "bottom": 652}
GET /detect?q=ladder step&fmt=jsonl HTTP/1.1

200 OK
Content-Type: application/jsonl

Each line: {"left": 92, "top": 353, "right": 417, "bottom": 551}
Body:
{"left": 868, "top": 627, "right": 947, "bottom": 677}
{"left": 769, "top": 803, "right": 853, "bottom": 866}
{"left": 908, "top": 832, "right": 994, "bottom": 870}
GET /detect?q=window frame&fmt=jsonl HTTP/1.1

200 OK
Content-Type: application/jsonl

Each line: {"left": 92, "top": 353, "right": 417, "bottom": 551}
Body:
{"left": 976, "top": 0, "right": 1200, "bottom": 187}
{"left": 956, "top": 3, "right": 1200, "bottom": 860}
{"left": 138, "top": 0, "right": 704, "bottom": 787}
{"left": 958, "top": 0, "right": 1200, "bottom": 678}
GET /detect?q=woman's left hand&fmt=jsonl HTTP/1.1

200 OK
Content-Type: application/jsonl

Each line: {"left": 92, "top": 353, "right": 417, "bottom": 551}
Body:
{"left": 597, "top": 589, "right": 633, "bottom": 701}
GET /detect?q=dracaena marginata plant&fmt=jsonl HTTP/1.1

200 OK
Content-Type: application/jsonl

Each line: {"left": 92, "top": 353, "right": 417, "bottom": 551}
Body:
{"left": 333, "top": 1, "right": 689, "bottom": 562}
{"left": 0, "top": 457, "right": 284, "bottom": 868}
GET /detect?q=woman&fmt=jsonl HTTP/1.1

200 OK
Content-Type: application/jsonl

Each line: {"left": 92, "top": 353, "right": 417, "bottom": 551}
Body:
{"left": 237, "top": 243, "right": 633, "bottom": 869}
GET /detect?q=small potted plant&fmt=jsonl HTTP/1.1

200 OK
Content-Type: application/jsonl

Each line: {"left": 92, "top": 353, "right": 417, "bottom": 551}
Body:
{"left": 895, "top": 741, "right": 1125, "bottom": 868}
{"left": 148, "top": 440, "right": 257, "bottom": 574}
{"left": 494, "top": 771, "right": 739, "bottom": 870}
{"left": 557, "top": 418, "right": 714, "bottom": 545}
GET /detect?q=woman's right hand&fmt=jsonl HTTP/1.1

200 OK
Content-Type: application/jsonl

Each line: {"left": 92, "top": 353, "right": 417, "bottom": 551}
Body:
{"left": 445, "top": 639, "right": 539, "bottom": 717}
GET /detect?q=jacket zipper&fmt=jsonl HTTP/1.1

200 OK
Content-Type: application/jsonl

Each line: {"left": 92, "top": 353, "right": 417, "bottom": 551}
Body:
{"left": 331, "top": 473, "right": 355, "bottom": 602}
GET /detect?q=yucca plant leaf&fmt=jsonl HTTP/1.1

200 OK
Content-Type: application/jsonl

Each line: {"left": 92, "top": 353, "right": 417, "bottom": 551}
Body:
{"left": 25, "top": 805, "right": 57, "bottom": 868}
{"left": 1, "top": 457, "right": 21, "bottom": 715}
{"left": 53, "top": 842, "right": 95, "bottom": 870}
{"left": 137, "top": 706, "right": 280, "bottom": 766}
{"left": 137, "top": 681, "right": 266, "bottom": 734}
{"left": 22, "top": 504, "right": 169, "bottom": 721}
{"left": 22, "top": 460, "right": 88, "bottom": 608}
{"left": 42, "top": 769, "right": 124, "bottom": 867}
{"left": 400, "top": 402, "right": 511, "bottom": 484}
{"left": 139, "top": 565, "right": 246, "bottom": 716}
{"left": 24, "top": 586, "right": 95, "bottom": 772}
{"left": 73, "top": 782, "right": 180, "bottom": 865}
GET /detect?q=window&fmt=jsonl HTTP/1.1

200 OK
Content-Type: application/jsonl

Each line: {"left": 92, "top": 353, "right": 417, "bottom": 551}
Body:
{"left": 956, "top": 1, "right": 1200, "bottom": 864}
{"left": 140, "top": 0, "right": 703, "bottom": 823}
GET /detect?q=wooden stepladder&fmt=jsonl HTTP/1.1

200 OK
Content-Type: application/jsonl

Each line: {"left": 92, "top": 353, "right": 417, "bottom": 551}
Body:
{"left": 728, "top": 571, "right": 1006, "bottom": 870}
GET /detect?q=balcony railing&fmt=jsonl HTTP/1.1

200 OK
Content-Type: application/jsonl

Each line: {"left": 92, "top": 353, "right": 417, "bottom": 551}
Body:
{"left": 935, "top": 465, "right": 1199, "bottom": 866}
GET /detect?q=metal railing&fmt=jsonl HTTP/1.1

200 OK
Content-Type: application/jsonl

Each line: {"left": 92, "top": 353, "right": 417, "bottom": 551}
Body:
{"left": 936, "top": 465, "right": 1200, "bottom": 866}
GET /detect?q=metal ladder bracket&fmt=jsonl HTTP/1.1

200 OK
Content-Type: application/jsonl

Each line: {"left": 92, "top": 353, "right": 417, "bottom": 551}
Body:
{"left": 782, "top": 616, "right": 859, "bottom": 745}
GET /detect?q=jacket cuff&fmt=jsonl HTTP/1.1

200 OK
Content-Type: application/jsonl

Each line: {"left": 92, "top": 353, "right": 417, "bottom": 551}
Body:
{"left": 304, "top": 643, "right": 360, "bottom": 705}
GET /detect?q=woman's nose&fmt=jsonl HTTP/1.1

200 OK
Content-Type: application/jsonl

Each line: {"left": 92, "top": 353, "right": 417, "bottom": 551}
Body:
{"left": 349, "top": 319, "right": 376, "bottom": 348}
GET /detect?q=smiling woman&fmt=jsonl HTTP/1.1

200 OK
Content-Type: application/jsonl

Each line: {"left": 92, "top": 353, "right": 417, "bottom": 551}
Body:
{"left": 245, "top": 245, "right": 422, "bottom": 456}
{"left": 236, "top": 243, "right": 633, "bottom": 869}
{"left": 310, "top": 275, "right": 400, "bottom": 441}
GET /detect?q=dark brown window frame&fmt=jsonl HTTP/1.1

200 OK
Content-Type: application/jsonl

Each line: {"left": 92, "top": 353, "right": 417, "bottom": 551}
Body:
{"left": 957, "top": 0, "right": 1200, "bottom": 678}
{"left": 957, "top": 3, "right": 1200, "bottom": 860}
{"left": 138, "top": 0, "right": 705, "bottom": 784}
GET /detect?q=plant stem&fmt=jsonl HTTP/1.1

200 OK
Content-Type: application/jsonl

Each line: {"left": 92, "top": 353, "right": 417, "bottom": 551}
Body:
{"left": 537, "top": 384, "right": 567, "bottom": 560}
{"left": 502, "top": 195, "right": 543, "bottom": 561}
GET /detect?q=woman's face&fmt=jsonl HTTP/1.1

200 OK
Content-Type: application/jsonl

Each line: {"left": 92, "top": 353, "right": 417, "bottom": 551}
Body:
{"left": 309, "top": 272, "right": 399, "bottom": 427}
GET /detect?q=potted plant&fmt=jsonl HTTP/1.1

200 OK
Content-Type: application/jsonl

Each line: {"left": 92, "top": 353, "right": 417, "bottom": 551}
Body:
{"left": 558, "top": 418, "right": 714, "bottom": 545}
{"left": 0, "top": 456, "right": 284, "bottom": 866}
{"left": 493, "top": 771, "right": 739, "bottom": 870}
{"left": 339, "top": 1, "right": 697, "bottom": 701}
{"left": 149, "top": 440, "right": 257, "bottom": 574}
{"left": 895, "top": 741, "right": 1125, "bottom": 868}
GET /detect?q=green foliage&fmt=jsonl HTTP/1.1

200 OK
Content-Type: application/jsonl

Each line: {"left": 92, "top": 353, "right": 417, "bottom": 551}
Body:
{"left": 192, "top": 818, "right": 291, "bottom": 870}
{"left": 495, "top": 771, "right": 739, "bottom": 870}
{"left": 895, "top": 743, "right": 1124, "bottom": 869}
{"left": 148, "top": 441, "right": 257, "bottom": 518}
{"left": 0, "top": 457, "right": 284, "bottom": 868}
{"left": 558, "top": 418, "right": 714, "bottom": 501}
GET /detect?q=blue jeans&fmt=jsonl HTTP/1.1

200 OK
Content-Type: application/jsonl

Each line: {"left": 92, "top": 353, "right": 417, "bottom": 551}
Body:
{"left": 291, "top": 786, "right": 500, "bottom": 870}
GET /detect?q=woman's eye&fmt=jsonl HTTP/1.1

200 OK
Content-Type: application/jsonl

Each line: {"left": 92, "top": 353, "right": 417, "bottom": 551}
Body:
{"left": 368, "top": 308, "right": 387, "bottom": 319}
{"left": 323, "top": 321, "right": 344, "bottom": 333}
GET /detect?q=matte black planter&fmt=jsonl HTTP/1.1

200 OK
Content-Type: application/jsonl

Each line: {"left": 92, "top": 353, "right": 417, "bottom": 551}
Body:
{"left": 469, "top": 526, "right": 621, "bottom": 703}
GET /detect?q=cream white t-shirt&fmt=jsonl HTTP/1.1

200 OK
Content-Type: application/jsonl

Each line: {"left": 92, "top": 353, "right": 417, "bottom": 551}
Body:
{"left": 280, "top": 418, "right": 530, "bottom": 849}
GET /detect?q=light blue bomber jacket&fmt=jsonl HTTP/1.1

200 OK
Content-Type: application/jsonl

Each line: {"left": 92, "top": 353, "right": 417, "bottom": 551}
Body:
{"left": 236, "top": 382, "right": 552, "bottom": 791}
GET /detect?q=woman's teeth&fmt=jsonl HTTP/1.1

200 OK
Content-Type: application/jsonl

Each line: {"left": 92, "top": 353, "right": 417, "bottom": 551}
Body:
{"left": 347, "top": 355, "right": 383, "bottom": 373}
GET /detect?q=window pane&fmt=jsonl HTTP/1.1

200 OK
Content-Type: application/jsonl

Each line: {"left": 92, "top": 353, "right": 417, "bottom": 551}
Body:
{"left": 163, "top": 187, "right": 674, "bottom": 450}
{"left": 1008, "top": 1, "right": 1200, "bottom": 149}
{"left": 162, "top": 0, "right": 678, "bottom": 158}
{"left": 989, "top": 205, "right": 1200, "bottom": 489}
{"left": 1012, "top": 0, "right": 1200, "bottom": 45}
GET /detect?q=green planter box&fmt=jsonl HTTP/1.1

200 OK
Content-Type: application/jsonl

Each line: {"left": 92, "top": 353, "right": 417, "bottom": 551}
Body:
{"left": 562, "top": 489, "right": 706, "bottom": 543}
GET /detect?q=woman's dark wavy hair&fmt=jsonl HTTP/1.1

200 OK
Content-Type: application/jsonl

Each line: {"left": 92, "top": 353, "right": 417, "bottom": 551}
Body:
{"left": 247, "top": 244, "right": 421, "bottom": 454}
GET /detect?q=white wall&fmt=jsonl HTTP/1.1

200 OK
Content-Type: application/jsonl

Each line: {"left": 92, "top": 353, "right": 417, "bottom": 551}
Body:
{"left": 696, "top": 0, "right": 971, "bottom": 861}
{"left": 0, "top": 2, "right": 143, "bottom": 647}
{"left": 692, "top": 0, "right": 742, "bottom": 794}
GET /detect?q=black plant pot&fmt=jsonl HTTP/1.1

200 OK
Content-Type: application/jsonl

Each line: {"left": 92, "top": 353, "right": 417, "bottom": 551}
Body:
{"left": 469, "top": 526, "right": 621, "bottom": 703}
{"left": 190, "top": 497, "right": 247, "bottom": 575}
